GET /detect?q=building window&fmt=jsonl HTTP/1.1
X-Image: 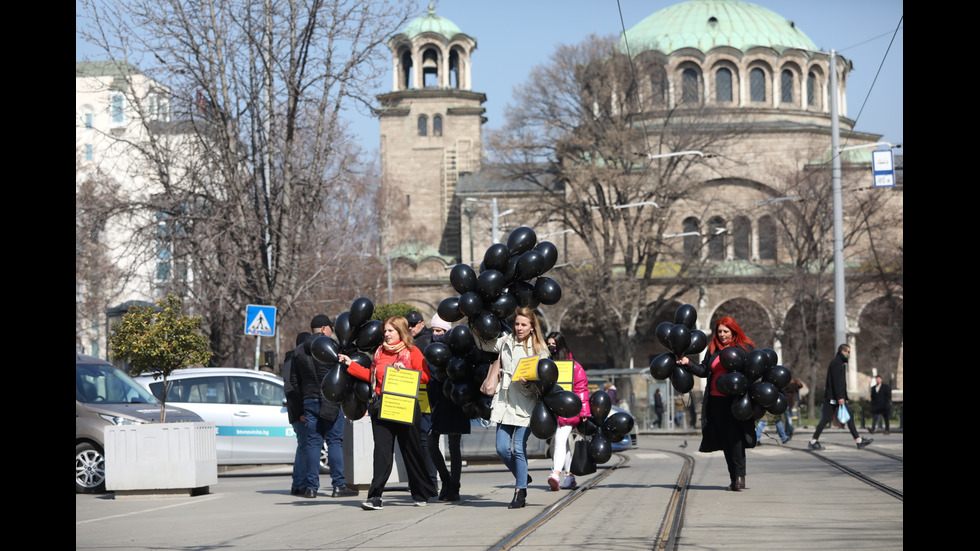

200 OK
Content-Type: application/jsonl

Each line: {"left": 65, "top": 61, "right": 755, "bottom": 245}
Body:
{"left": 417, "top": 115, "right": 427, "bottom": 136}
{"left": 682, "top": 217, "right": 700, "bottom": 258}
{"left": 807, "top": 72, "right": 817, "bottom": 107}
{"left": 85, "top": 112, "right": 93, "bottom": 128}
{"left": 733, "top": 216, "right": 750, "bottom": 260}
{"left": 750, "top": 68, "right": 766, "bottom": 102}
{"left": 433, "top": 115, "right": 443, "bottom": 137}
{"left": 85, "top": 144, "right": 93, "bottom": 161}
{"left": 707, "top": 216, "right": 726, "bottom": 260}
{"left": 681, "top": 68, "right": 700, "bottom": 104}
{"left": 650, "top": 67, "right": 667, "bottom": 106}
{"left": 758, "top": 215, "right": 777, "bottom": 260}
{"left": 716, "top": 68, "right": 733, "bottom": 102}
{"left": 111, "top": 93, "right": 125, "bottom": 125}
{"left": 781, "top": 70, "right": 794, "bottom": 104}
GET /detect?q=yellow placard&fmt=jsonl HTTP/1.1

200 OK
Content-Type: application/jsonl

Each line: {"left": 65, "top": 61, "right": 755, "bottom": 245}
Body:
{"left": 379, "top": 394, "right": 417, "bottom": 424}
{"left": 418, "top": 383, "right": 431, "bottom": 414}
{"left": 382, "top": 366, "right": 421, "bottom": 398}
{"left": 513, "top": 355, "right": 541, "bottom": 381}
{"left": 555, "top": 361, "right": 574, "bottom": 387}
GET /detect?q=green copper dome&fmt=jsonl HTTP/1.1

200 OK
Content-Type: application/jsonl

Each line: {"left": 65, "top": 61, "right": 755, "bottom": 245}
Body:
{"left": 401, "top": 3, "right": 465, "bottom": 41}
{"left": 619, "top": 0, "right": 818, "bottom": 56}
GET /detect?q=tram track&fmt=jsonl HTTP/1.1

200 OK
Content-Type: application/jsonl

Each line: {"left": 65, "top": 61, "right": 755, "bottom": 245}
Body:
{"left": 802, "top": 445, "right": 903, "bottom": 501}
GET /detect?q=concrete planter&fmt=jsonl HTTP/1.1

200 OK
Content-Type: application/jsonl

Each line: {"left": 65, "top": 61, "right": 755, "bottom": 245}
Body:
{"left": 344, "top": 415, "right": 407, "bottom": 486}
{"left": 104, "top": 421, "right": 218, "bottom": 496}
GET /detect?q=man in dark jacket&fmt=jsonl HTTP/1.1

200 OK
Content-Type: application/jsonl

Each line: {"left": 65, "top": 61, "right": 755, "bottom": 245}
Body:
{"left": 808, "top": 344, "right": 872, "bottom": 450}
{"left": 292, "top": 315, "right": 358, "bottom": 499}
{"left": 283, "top": 331, "right": 310, "bottom": 496}
{"left": 869, "top": 375, "right": 892, "bottom": 434}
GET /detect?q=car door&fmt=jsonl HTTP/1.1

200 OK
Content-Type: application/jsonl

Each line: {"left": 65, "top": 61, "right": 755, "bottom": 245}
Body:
{"left": 155, "top": 376, "right": 235, "bottom": 462}
{"left": 228, "top": 375, "right": 294, "bottom": 463}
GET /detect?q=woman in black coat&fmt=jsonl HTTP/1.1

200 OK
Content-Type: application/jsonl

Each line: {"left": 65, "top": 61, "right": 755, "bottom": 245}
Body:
{"left": 679, "top": 316, "right": 757, "bottom": 491}
{"left": 425, "top": 316, "right": 470, "bottom": 501}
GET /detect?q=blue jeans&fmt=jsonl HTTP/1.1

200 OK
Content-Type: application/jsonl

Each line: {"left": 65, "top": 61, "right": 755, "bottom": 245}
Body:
{"left": 322, "top": 409, "right": 346, "bottom": 488}
{"left": 496, "top": 424, "right": 531, "bottom": 489}
{"left": 291, "top": 421, "right": 307, "bottom": 490}
{"left": 756, "top": 420, "right": 788, "bottom": 443}
{"left": 301, "top": 398, "right": 326, "bottom": 491}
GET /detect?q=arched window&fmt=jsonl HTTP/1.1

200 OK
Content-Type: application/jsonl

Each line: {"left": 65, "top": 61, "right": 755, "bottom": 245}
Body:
{"left": 400, "top": 50, "right": 414, "bottom": 90}
{"left": 422, "top": 47, "right": 439, "bottom": 88}
{"left": 681, "top": 68, "right": 700, "bottom": 104}
{"left": 758, "top": 215, "right": 777, "bottom": 260}
{"left": 781, "top": 70, "right": 794, "bottom": 104}
{"left": 716, "top": 68, "right": 733, "bottom": 102}
{"left": 433, "top": 115, "right": 443, "bottom": 137}
{"left": 650, "top": 67, "right": 667, "bottom": 107}
{"left": 750, "top": 68, "right": 766, "bottom": 102}
{"left": 683, "top": 217, "right": 700, "bottom": 258}
{"left": 733, "top": 216, "right": 750, "bottom": 260}
{"left": 417, "top": 115, "right": 427, "bottom": 136}
{"left": 807, "top": 72, "right": 817, "bottom": 107}
{"left": 449, "top": 49, "right": 461, "bottom": 89}
{"left": 707, "top": 216, "right": 726, "bottom": 260}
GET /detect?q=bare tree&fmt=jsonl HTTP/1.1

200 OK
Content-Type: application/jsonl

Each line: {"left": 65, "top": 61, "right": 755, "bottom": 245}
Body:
{"left": 487, "top": 35, "right": 742, "bottom": 369}
{"left": 77, "top": 0, "right": 412, "bottom": 365}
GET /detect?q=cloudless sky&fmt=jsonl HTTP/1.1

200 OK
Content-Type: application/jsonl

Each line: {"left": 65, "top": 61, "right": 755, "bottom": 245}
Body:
{"left": 77, "top": 0, "right": 904, "bottom": 155}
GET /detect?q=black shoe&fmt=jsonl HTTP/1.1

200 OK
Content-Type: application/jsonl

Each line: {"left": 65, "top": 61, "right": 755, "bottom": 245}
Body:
{"left": 303, "top": 489, "right": 317, "bottom": 498}
{"left": 361, "top": 496, "right": 384, "bottom": 510}
{"left": 808, "top": 441, "right": 825, "bottom": 451}
{"left": 291, "top": 487, "right": 304, "bottom": 496}
{"left": 332, "top": 486, "right": 358, "bottom": 498}
{"left": 508, "top": 489, "right": 527, "bottom": 509}
{"left": 857, "top": 438, "right": 873, "bottom": 449}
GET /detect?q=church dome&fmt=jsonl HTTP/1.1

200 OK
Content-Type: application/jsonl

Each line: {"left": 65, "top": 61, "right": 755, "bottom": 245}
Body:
{"left": 401, "top": 3, "right": 466, "bottom": 42}
{"left": 619, "top": 0, "right": 818, "bottom": 56}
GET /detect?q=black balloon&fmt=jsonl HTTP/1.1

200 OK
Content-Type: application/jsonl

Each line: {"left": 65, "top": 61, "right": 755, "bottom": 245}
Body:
{"left": 719, "top": 346, "right": 747, "bottom": 372}
{"left": 353, "top": 380, "right": 372, "bottom": 403}
{"left": 649, "top": 353, "right": 676, "bottom": 380}
{"left": 534, "top": 241, "right": 559, "bottom": 273}
{"left": 355, "top": 320, "right": 383, "bottom": 350}
{"left": 534, "top": 277, "right": 562, "bottom": 305}
{"left": 471, "top": 311, "right": 502, "bottom": 341}
{"left": 348, "top": 297, "right": 374, "bottom": 329}
{"left": 437, "top": 296, "right": 465, "bottom": 322}
{"left": 577, "top": 417, "right": 598, "bottom": 436}
{"left": 714, "top": 371, "right": 748, "bottom": 396}
{"left": 446, "top": 356, "right": 472, "bottom": 382}
{"left": 544, "top": 390, "right": 582, "bottom": 418}
{"left": 321, "top": 364, "right": 350, "bottom": 403}
{"left": 423, "top": 342, "right": 453, "bottom": 369}
{"left": 446, "top": 325, "right": 475, "bottom": 356}
{"left": 537, "top": 358, "right": 559, "bottom": 386}
{"left": 767, "top": 392, "right": 788, "bottom": 415}
{"left": 334, "top": 311, "right": 353, "bottom": 347}
{"left": 530, "top": 401, "right": 558, "bottom": 439}
{"left": 589, "top": 435, "right": 612, "bottom": 463}
{"left": 749, "top": 381, "right": 779, "bottom": 408}
{"left": 341, "top": 392, "right": 368, "bottom": 419}
{"left": 603, "top": 428, "right": 626, "bottom": 443}
{"left": 656, "top": 321, "right": 674, "bottom": 349}
{"left": 603, "top": 411, "right": 634, "bottom": 436}
{"left": 590, "top": 390, "right": 612, "bottom": 422}
{"left": 458, "top": 291, "right": 484, "bottom": 318}
{"left": 476, "top": 269, "right": 505, "bottom": 301}
{"left": 348, "top": 351, "right": 373, "bottom": 371}
{"left": 674, "top": 304, "right": 697, "bottom": 329}
{"left": 671, "top": 365, "right": 695, "bottom": 394}
{"left": 507, "top": 226, "right": 537, "bottom": 256}
{"left": 483, "top": 243, "right": 510, "bottom": 272}
{"left": 762, "top": 348, "right": 779, "bottom": 367}
{"left": 450, "top": 264, "right": 478, "bottom": 294}
{"left": 310, "top": 335, "right": 339, "bottom": 364}
{"left": 476, "top": 394, "right": 492, "bottom": 420}
{"left": 510, "top": 281, "right": 537, "bottom": 307}
{"left": 763, "top": 365, "right": 792, "bottom": 390}
{"left": 752, "top": 402, "right": 767, "bottom": 421}
{"left": 669, "top": 324, "right": 692, "bottom": 357}
{"left": 516, "top": 250, "right": 547, "bottom": 280}
{"left": 731, "top": 393, "right": 755, "bottom": 420}
{"left": 489, "top": 292, "right": 519, "bottom": 319}
{"left": 686, "top": 330, "right": 708, "bottom": 355}
{"left": 744, "top": 350, "right": 769, "bottom": 382}
{"left": 451, "top": 382, "right": 475, "bottom": 406}
{"left": 502, "top": 255, "right": 520, "bottom": 285}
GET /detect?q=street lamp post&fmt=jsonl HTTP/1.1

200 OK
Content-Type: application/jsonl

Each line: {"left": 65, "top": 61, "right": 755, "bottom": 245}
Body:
{"left": 465, "top": 197, "right": 513, "bottom": 244}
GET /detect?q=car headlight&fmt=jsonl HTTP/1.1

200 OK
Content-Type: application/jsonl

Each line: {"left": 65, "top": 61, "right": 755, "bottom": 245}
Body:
{"left": 99, "top": 414, "right": 145, "bottom": 425}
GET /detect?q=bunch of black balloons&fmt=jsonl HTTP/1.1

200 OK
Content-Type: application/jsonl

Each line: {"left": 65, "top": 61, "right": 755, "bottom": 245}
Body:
{"left": 422, "top": 324, "right": 498, "bottom": 420}
{"left": 714, "top": 347, "right": 794, "bottom": 421}
{"left": 310, "top": 297, "right": 384, "bottom": 419}
{"left": 571, "top": 390, "right": 635, "bottom": 464}
{"left": 437, "top": 226, "right": 563, "bottom": 342}
{"left": 649, "top": 304, "right": 708, "bottom": 394}
{"left": 528, "top": 357, "right": 584, "bottom": 439}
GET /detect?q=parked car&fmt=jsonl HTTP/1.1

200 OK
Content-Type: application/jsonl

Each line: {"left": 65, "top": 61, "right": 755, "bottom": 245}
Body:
{"left": 608, "top": 405, "right": 639, "bottom": 452}
{"left": 133, "top": 367, "right": 307, "bottom": 467}
{"left": 458, "top": 418, "right": 551, "bottom": 461}
{"left": 76, "top": 354, "right": 203, "bottom": 493}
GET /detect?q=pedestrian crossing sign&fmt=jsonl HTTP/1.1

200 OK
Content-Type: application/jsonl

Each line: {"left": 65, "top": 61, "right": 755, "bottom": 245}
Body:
{"left": 245, "top": 305, "right": 276, "bottom": 337}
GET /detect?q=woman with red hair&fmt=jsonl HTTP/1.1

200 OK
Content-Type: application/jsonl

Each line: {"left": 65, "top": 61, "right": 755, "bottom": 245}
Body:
{"left": 679, "top": 316, "right": 757, "bottom": 491}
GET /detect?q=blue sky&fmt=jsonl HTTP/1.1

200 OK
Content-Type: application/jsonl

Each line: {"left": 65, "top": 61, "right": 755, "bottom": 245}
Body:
{"left": 77, "top": 1, "right": 904, "bottom": 155}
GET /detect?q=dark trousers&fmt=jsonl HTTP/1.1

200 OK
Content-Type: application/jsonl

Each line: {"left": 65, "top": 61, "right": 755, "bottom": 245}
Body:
{"left": 813, "top": 402, "right": 860, "bottom": 440}
{"left": 368, "top": 415, "right": 438, "bottom": 501}
{"left": 872, "top": 409, "right": 891, "bottom": 432}
{"left": 428, "top": 432, "right": 462, "bottom": 490}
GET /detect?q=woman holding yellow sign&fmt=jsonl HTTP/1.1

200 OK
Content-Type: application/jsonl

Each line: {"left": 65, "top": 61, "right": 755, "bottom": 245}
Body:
{"left": 545, "top": 331, "right": 590, "bottom": 491}
{"left": 340, "top": 316, "right": 437, "bottom": 510}
{"left": 489, "top": 307, "right": 547, "bottom": 509}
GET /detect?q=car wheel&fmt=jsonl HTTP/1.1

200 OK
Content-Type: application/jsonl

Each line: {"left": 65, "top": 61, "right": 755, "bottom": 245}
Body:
{"left": 76, "top": 442, "right": 106, "bottom": 494}
{"left": 319, "top": 441, "right": 329, "bottom": 474}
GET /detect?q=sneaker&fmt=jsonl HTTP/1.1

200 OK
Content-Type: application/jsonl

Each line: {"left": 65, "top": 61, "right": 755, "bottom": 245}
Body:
{"left": 808, "top": 441, "right": 825, "bottom": 450}
{"left": 414, "top": 500, "right": 428, "bottom": 507}
{"left": 332, "top": 486, "right": 358, "bottom": 498}
{"left": 857, "top": 438, "right": 873, "bottom": 449}
{"left": 547, "top": 475, "right": 560, "bottom": 491}
{"left": 559, "top": 474, "right": 577, "bottom": 490}
{"left": 361, "top": 497, "right": 383, "bottom": 510}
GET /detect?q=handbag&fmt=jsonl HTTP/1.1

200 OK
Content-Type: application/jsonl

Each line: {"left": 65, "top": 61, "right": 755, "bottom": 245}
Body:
{"left": 570, "top": 437, "right": 596, "bottom": 476}
{"left": 480, "top": 359, "right": 501, "bottom": 397}
{"left": 836, "top": 403, "right": 851, "bottom": 425}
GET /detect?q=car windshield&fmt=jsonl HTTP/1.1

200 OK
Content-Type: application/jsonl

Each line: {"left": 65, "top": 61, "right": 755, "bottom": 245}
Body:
{"left": 76, "top": 362, "right": 159, "bottom": 404}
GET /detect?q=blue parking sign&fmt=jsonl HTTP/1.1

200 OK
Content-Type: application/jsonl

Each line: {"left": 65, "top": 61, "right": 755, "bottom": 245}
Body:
{"left": 245, "top": 305, "right": 276, "bottom": 337}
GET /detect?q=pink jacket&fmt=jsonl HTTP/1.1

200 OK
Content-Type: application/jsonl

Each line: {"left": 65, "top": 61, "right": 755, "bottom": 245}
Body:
{"left": 557, "top": 357, "right": 591, "bottom": 427}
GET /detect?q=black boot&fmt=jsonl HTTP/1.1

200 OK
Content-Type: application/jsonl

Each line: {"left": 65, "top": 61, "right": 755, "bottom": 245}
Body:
{"left": 442, "top": 482, "right": 460, "bottom": 502}
{"left": 508, "top": 488, "right": 527, "bottom": 509}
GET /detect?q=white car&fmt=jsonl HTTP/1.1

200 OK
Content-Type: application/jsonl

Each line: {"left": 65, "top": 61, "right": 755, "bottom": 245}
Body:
{"left": 133, "top": 368, "right": 313, "bottom": 467}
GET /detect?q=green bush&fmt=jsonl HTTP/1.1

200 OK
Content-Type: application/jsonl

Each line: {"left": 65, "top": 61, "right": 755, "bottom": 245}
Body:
{"left": 371, "top": 302, "right": 420, "bottom": 321}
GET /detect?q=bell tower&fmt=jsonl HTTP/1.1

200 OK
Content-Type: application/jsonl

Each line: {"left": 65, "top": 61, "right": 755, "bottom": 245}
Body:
{"left": 377, "top": 3, "right": 485, "bottom": 260}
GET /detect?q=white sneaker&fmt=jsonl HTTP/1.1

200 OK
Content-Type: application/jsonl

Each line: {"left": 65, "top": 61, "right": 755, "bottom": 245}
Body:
{"left": 559, "top": 474, "right": 577, "bottom": 490}
{"left": 414, "top": 500, "right": 428, "bottom": 507}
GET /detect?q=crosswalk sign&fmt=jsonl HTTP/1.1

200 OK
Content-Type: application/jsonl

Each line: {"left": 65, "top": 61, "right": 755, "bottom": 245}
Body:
{"left": 245, "top": 305, "right": 276, "bottom": 337}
